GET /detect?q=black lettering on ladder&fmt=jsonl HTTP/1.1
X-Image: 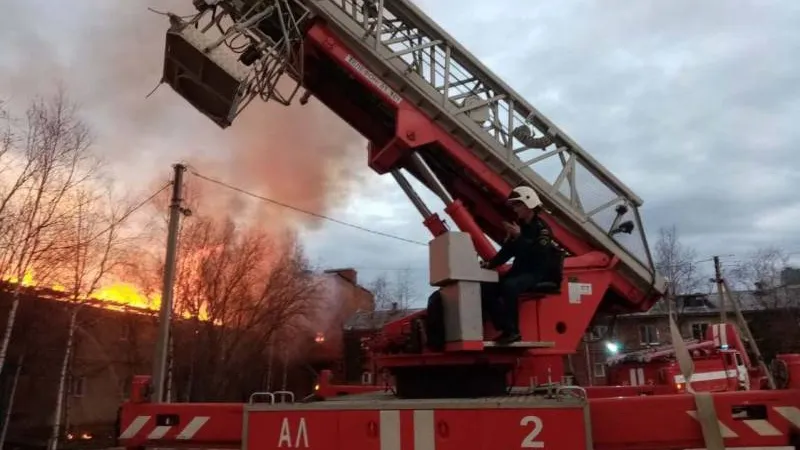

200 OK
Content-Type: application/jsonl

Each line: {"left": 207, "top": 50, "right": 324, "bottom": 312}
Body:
{"left": 278, "top": 417, "right": 309, "bottom": 448}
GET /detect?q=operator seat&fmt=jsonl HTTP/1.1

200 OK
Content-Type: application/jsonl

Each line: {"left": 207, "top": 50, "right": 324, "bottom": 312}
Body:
{"left": 423, "top": 231, "right": 566, "bottom": 352}
{"left": 425, "top": 279, "right": 562, "bottom": 352}
{"left": 527, "top": 281, "right": 560, "bottom": 294}
{"left": 518, "top": 281, "right": 561, "bottom": 300}
{"left": 425, "top": 289, "right": 446, "bottom": 351}
{"left": 518, "top": 249, "right": 565, "bottom": 298}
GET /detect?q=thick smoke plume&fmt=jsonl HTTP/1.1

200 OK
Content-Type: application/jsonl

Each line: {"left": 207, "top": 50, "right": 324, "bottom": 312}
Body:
{"left": 0, "top": 0, "right": 367, "bottom": 231}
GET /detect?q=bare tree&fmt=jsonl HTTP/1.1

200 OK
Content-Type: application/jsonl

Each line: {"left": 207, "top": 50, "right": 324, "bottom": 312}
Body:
{"left": 392, "top": 268, "right": 416, "bottom": 312}
{"left": 653, "top": 226, "right": 703, "bottom": 314}
{"left": 0, "top": 353, "right": 24, "bottom": 449}
{"left": 0, "top": 91, "right": 100, "bottom": 377}
{"left": 46, "top": 186, "right": 136, "bottom": 450}
{"left": 728, "top": 247, "right": 800, "bottom": 358}
{"left": 369, "top": 274, "right": 393, "bottom": 310}
{"left": 729, "top": 247, "right": 794, "bottom": 307}
{"left": 127, "top": 204, "right": 321, "bottom": 402}
{"left": 366, "top": 270, "right": 417, "bottom": 311}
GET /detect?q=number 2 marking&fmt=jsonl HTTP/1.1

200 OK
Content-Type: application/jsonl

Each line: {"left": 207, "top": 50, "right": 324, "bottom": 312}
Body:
{"left": 520, "top": 415, "right": 544, "bottom": 448}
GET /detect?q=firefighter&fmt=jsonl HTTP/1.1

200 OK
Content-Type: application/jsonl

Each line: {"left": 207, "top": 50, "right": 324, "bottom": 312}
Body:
{"left": 480, "top": 185, "right": 563, "bottom": 344}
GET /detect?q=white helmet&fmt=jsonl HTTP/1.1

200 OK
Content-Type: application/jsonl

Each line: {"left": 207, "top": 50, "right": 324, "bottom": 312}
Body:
{"left": 507, "top": 185, "right": 542, "bottom": 209}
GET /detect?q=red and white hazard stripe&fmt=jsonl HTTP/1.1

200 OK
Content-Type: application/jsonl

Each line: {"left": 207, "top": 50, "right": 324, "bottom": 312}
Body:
{"left": 674, "top": 369, "right": 738, "bottom": 384}
{"left": 686, "top": 406, "right": 800, "bottom": 439}
{"left": 119, "top": 415, "right": 210, "bottom": 440}
{"left": 379, "top": 410, "right": 436, "bottom": 450}
{"left": 686, "top": 410, "right": 738, "bottom": 438}
{"left": 379, "top": 411, "right": 400, "bottom": 450}
{"left": 118, "top": 416, "right": 150, "bottom": 440}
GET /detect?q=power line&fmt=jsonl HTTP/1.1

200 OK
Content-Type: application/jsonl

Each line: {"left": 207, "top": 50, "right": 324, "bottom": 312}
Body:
{"left": 113, "top": 182, "right": 172, "bottom": 229}
{"left": 83, "top": 182, "right": 172, "bottom": 245}
{"left": 46, "top": 182, "right": 172, "bottom": 252}
{"left": 188, "top": 169, "right": 428, "bottom": 247}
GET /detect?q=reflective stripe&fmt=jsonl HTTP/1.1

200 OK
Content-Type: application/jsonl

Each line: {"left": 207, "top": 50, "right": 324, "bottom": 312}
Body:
{"left": 686, "top": 411, "right": 738, "bottom": 438}
{"left": 674, "top": 370, "right": 737, "bottom": 384}
{"left": 147, "top": 425, "right": 171, "bottom": 439}
{"left": 380, "top": 410, "right": 401, "bottom": 450}
{"left": 742, "top": 419, "right": 782, "bottom": 437}
{"left": 119, "top": 415, "right": 150, "bottom": 439}
{"left": 177, "top": 416, "right": 210, "bottom": 440}
{"left": 414, "top": 410, "right": 435, "bottom": 450}
{"left": 774, "top": 406, "right": 800, "bottom": 428}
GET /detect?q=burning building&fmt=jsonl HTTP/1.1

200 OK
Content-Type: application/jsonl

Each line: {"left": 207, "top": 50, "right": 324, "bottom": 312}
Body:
{"left": 0, "top": 283, "right": 157, "bottom": 449}
{"left": 0, "top": 267, "right": 374, "bottom": 449}
{"left": 306, "top": 269, "right": 375, "bottom": 380}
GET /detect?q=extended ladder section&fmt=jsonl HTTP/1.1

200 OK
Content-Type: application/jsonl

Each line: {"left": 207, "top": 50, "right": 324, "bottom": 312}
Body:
{"left": 159, "top": 0, "right": 666, "bottom": 308}
{"left": 306, "top": 0, "right": 665, "bottom": 299}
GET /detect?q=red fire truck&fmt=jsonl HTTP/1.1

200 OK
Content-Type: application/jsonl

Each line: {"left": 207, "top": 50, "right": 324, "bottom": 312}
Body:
{"left": 118, "top": 0, "right": 800, "bottom": 449}
{"left": 605, "top": 323, "right": 760, "bottom": 393}
{"left": 315, "top": 316, "right": 794, "bottom": 399}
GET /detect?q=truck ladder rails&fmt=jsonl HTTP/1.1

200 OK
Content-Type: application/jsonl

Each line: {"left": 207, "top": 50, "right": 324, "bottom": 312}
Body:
{"left": 160, "top": 0, "right": 665, "bottom": 304}
{"left": 300, "top": 0, "right": 665, "bottom": 298}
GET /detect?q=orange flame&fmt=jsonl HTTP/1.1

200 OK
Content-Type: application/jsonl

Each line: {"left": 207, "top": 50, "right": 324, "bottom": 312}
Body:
{"left": 91, "top": 282, "right": 160, "bottom": 310}
{"left": 2, "top": 265, "right": 218, "bottom": 322}
{"left": 3, "top": 269, "right": 161, "bottom": 315}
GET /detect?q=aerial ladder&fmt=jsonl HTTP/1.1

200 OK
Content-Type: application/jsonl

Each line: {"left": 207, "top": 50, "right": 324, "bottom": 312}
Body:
{"left": 118, "top": 0, "right": 800, "bottom": 449}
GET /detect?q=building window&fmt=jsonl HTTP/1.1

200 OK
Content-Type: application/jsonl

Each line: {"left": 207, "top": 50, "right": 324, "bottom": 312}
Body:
{"left": 586, "top": 325, "right": 608, "bottom": 340}
{"left": 69, "top": 376, "right": 86, "bottom": 398}
{"left": 691, "top": 323, "right": 709, "bottom": 340}
{"left": 682, "top": 295, "right": 706, "bottom": 308}
{"left": 638, "top": 324, "right": 659, "bottom": 345}
{"left": 593, "top": 363, "right": 606, "bottom": 377}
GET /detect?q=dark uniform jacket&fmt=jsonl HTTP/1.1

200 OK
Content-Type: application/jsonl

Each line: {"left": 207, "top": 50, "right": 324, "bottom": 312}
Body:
{"left": 485, "top": 215, "right": 563, "bottom": 282}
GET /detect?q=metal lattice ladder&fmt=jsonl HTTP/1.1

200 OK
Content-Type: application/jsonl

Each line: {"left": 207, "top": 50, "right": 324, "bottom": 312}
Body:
{"left": 161, "top": 0, "right": 666, "bottom": 297}
{"left": 301, "top": 0, "right": 664, "bottom": 296}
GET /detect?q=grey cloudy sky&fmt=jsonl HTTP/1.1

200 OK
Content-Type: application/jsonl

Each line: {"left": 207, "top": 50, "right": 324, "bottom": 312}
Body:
{"left": 2, "top": 1, "right": 799, "bottom": 303}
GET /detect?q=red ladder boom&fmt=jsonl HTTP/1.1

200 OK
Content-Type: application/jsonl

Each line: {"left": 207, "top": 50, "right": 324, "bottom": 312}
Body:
{"left": 161, "top": 0, "right": 665, "bottom": 313}
{"left": 120, "top": 3, "right": 800, "bottom": 450}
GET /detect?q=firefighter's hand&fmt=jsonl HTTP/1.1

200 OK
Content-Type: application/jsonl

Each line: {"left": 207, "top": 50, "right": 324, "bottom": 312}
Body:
{"left": 503, "top": 221, "right": 521, "bottom": 238}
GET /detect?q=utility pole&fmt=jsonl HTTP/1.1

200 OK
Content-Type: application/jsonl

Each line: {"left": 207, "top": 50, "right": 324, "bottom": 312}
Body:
{"left": 151, "top": 163, "right": 187, "bottom": 403}
{"left": 166, "top": 333, "right": 175, "bottom": 402}
{"left": 713, "top": 256, "right": 726, "bottom": 323}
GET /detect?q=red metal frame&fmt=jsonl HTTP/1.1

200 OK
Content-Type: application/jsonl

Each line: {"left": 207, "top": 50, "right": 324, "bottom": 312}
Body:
{"left": 119, "top": 376, "right": 800, "bottom": 450}
{"left": 302, "top": 22, "right": 659, "bottom": 314}
{"left": 120, "top": 16, "right": 800, "bottom": 450}
{"left": 299, "top": 25, "right": 666, "bottom": 396}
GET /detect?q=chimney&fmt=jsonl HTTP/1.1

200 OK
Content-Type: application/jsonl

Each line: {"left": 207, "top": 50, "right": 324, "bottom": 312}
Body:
{"left": 325, "top": 268, "right": 358, "bottom": 285}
